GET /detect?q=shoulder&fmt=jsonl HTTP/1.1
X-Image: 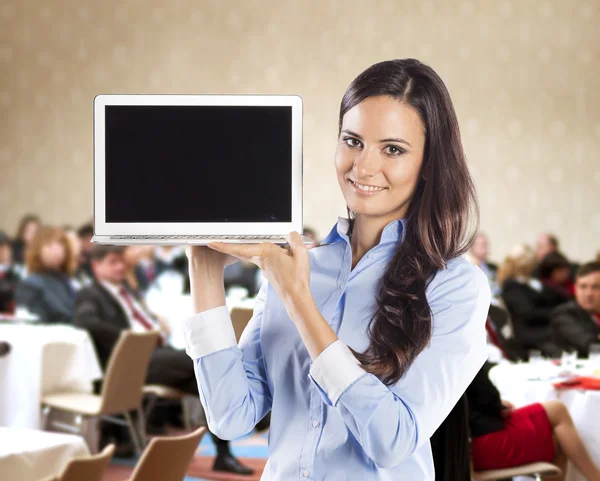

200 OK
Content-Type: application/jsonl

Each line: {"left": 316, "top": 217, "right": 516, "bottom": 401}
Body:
{"left": 20, "top": 273, "right": 46, "bottom": 288}
{"left": 427, "top": 256, "right": 491, "bottom": 329}
{"left": 552, "top": 300, "right": 581, "bottom": 317}
{"left": 428, "top": 255, "right": 490, "bottom": 298}
{"left": 77, "top": 283, "right": 108, "bottom": 301}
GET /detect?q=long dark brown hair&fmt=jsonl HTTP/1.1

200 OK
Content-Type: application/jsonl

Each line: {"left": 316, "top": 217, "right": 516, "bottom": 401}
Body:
{"left": 341, "top": 59, "right": 479, "bottom": 386}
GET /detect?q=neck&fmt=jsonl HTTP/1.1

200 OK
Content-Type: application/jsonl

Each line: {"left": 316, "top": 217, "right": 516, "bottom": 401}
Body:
{"left": 349, "top": 215, "right": 392, "bottom": 268}
{"left": 101, "top": 279, "right": 121, "bottom": 287}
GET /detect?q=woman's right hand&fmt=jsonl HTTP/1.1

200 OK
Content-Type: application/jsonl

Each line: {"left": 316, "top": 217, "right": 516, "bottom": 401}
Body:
{"left": 186, "top": 246, "right": 238, "bottom": 312}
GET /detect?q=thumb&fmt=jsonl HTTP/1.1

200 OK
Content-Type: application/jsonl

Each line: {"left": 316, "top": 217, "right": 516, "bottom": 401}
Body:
{"left": 287, "top": 231, "right": 306, "bottom": 254}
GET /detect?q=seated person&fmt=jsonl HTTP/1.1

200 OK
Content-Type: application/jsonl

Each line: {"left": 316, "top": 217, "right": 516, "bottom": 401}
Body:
{"left": 11, "top": 214, "right": 41, "bottom": 266}
{"left": 76, "top": 223, "right": 95, "bottom": 280}
{"left": 122, "top": 246, "right": 155, "bottom": 296}
{"left": 74, "top": 245, "right": 253, "bottom": 475}
{"left": 552, "top": 262, "right": 600, "bottom": 357}
{"left": 0, "top": 230, "right": 20, "bottom": 313}
{"left": 498, "top": 245, "right": 561, "bottom": 357}
{"left": 14, "top": 226, "right": 77, "bottom": 323}
{"left": 63, "top": 225, "right": 94, "bottom": 291}
{"left": 224, "top": 261, "right": 260, "bottom": 298}
{"left": 468, "top": 362, "right": 600, "bottom": 481}
{"left": 302, "top": 226, "right": 320, "bottom": 244}
{"left": 538, "top": 252, "right": 574, "bottom": 303}
{"left": 467, "top": 232, "right": 499, "bottom": 295}
{"left": 486, "top": 302, "right": 527, "bottom": 362}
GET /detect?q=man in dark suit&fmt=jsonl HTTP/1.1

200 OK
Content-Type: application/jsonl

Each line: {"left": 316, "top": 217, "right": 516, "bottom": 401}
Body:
{"left": 552, "top": 262, "right": 600, "bottom": 358}
{"left": 74, "top": 244, "right": 253, "bottom": 475}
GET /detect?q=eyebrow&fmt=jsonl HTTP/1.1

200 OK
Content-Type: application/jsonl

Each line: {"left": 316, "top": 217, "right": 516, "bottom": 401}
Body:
{"left": 341, "top": 129, "right": 412, "bottom": 148}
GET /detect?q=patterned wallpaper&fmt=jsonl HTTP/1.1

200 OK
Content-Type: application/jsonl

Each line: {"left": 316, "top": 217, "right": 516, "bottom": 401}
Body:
{"left": 0, "top": 0, "right": 598, "bottom": 262}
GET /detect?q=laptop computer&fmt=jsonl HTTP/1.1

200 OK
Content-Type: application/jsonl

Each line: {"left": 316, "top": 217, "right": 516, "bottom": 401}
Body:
{"left": 91, "top": 94, "right": 306, "bottom": 245}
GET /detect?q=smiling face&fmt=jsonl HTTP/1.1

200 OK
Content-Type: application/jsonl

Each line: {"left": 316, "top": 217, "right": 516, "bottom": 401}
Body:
{"left": 575, "top": 271, "right": 600, "bottom": 313}
{"left": 335, "top": 95, "right": 426, "bottom": 224}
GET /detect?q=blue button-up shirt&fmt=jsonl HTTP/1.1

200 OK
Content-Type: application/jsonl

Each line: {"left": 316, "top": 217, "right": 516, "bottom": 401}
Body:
{"left": 183, "top": 218, "right": 490, "bottom": 480}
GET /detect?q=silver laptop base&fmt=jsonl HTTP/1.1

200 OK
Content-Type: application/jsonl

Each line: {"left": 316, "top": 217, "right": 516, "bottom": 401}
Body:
{"left": 91, "top": 235, "right": 312, "bottom": 246}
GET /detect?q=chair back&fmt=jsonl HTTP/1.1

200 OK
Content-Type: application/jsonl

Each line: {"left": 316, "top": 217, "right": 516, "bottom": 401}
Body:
{"left": 100, "top": 330, "right": 160, "bottom": 414}
{"left": 230, "top": 307, "right": 253, "bottom": 342}
{"left": 58, "top": 444, "right": 115, "bottom": 481}
{"left": 129, "top": 427, "right": 206, "bottom": 481}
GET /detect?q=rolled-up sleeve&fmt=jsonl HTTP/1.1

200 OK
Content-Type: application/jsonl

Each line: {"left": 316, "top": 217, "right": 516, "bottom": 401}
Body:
{"left": 183, "top": 281, "right": 272, "bottom": 440}
{"left": 308, "top": 260, "right": 491, "bottom": 469}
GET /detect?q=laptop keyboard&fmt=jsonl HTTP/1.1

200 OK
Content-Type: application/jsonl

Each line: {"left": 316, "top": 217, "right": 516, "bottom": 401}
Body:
{"left": 108, "top": 235, "right": 289, "bottom": 240}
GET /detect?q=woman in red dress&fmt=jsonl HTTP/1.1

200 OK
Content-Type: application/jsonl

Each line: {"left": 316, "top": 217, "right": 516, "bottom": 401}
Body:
{"left": 467, "top": 362, "right": 600, "bottom": 481}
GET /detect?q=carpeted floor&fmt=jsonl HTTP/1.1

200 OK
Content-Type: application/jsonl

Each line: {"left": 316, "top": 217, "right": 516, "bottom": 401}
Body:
{"left": 103, "top": 430, "right": 268, "bottom": 481}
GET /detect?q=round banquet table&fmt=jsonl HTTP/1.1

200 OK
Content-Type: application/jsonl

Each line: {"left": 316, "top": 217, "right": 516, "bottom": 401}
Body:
{"left": 0, "top": 427, "right": 89, "bottom": 481}
{"left": 489, "top": 360, "right": 600, "bottom": 481}
{"left": 0, "top": 323, "right": 103, "bottom": 429}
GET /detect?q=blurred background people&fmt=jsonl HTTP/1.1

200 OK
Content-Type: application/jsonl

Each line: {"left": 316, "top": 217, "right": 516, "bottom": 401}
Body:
{"left": 538, "top": 252, "right": 574, "bottom": 304}
{"left": 122, "top": 246, "right": 156, "bottom": 297}
{"left": 468, "top": 362, "right": 600, "bottom": 480}
{"left": 0, "top": 230, "right": 20, "bottom": 313}
{"left": 63, "top": 225, "right": 94, "bottom": 290}
{"left": 14, "top": 226, "right": 77, "bottom": 323}
{"left": 552, "top": 262, "right": 600, "bottom": 358}
{"left": 535, "top": 233, "right": 559, "bottom": 263}
{"left": 468, "top": 232, "right": 499, "bottom": 295}
{"left": 74, "top": 245, "right": 253, "bottom": 474}
{"left": 11, "top": 214, "right": 41, "bottom": 273}
{"left": 497, "top": 245, "right": 561, "bottom": 358}
{"left": 76, "top": 222, "right": 95, "bottom": 280}
{"left": 302, "top": 226, "right": 319, "bottom": 244}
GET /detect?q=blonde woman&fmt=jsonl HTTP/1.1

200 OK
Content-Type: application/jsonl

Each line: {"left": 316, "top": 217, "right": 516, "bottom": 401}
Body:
{"left": 15, "top": 226, "right": 77, "bottom": 324}
{"left": 498, "top": 245, "right": 561, "bottom": 357}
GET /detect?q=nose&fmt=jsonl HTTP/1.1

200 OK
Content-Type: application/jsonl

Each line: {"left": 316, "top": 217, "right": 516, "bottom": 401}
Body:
{"left": 353, "top": 146, "right": 381, "bottom": 178}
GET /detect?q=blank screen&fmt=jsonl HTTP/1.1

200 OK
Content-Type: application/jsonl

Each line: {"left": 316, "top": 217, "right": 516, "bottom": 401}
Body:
{"left": 103, "top": 105, "right": 293, "bottom": 223}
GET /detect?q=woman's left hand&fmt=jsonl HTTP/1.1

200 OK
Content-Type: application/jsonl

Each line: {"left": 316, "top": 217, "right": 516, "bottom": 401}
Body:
{"left": 207, "top": 232, "right": 311, "bottom": 305}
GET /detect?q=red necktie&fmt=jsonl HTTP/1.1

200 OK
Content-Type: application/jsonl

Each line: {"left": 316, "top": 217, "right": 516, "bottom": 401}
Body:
{"left": 485, "top": 318, "right": 509, "bottom": 359}
{"left": 118, "top": 286, "right": 156, "bottom": 332}
{"left": 593, "top": 313, "right": 600, "bottom": 327}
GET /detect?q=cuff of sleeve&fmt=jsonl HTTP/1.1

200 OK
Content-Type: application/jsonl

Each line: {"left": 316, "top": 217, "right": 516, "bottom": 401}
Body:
{"left": 309, "top": 340, "right": 366, "bottom": 406}
{"left": 182, "top": 305, "right": 237, "bottom": 359}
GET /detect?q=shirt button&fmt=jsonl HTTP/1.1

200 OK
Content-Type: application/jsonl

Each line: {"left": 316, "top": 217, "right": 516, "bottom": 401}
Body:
{"left": 312, "top": 420, "right": 319, "bottom": 427}
{"left": 303, "top": 470, "right": 310, "bottom": 477}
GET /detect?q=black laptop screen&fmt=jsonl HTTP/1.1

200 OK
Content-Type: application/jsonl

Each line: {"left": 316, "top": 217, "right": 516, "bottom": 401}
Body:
{"left": 103, "top": 105, "right": 293, "bottom": 223}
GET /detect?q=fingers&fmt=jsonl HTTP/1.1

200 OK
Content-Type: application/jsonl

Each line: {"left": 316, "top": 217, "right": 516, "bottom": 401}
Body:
{"left": 208, "top": 242, "right": 266, "bottom": 261}
{"left": 287, "top": 231, "right": 305, "bottom": 251}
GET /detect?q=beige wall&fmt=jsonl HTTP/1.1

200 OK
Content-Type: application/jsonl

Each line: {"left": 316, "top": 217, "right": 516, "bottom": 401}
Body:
{"left": 1, "top": 0, "right": 598, "bottom": 262}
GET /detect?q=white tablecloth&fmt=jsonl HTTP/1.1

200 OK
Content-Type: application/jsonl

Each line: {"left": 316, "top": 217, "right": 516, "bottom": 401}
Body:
{"left": 0, "top": 324, "right": 103, "bottom": 429}
{"left": 489, "top": 361, "right": 600, "bottom": 481}
{"left": 0, "top": 427, "right": 89, "bottom": 481}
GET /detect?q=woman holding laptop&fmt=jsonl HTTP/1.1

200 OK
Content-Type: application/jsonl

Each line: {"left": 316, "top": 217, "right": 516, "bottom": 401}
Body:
{"left": 182, "top": 58, "right": 490, "bottom": 480}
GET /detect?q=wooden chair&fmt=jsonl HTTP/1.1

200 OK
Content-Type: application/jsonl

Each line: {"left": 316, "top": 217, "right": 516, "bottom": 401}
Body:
{"left": 41, "top": 331, "right": 160, "bottom": 454}
{"left": 143, "top": 307, "right": 253, "bottom": 429}
{"left": 143, "top": 384, "right": 197, "bottom": 430}
{"left": 126, "top": 427, "right": 206, "bottom": 481}
{"left": 58, "top": 444, "right": 114, "bottom": 481}
{"left": 37, "top": 444, "right": 114, "bottom": 481}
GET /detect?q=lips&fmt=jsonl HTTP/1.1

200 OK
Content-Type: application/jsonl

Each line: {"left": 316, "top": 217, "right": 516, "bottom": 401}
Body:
{"left": 349, "top": 179, "right": 387, "bottom": 194}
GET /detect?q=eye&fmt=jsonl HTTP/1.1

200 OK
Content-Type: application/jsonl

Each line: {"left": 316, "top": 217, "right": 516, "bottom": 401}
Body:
{"left": 384, "top": 145, "right": 405, "bottom": 156}
{"left": 342, "top": 136, "right": 362, "bottom": 149}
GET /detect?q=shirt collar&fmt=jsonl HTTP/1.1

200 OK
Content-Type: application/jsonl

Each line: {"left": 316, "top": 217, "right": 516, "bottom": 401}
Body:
{"left": 99, "top": 280, "right": 122, "bottom": 297}
{"left": 321, "top": 217, "right": 406, "bottom": 247}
